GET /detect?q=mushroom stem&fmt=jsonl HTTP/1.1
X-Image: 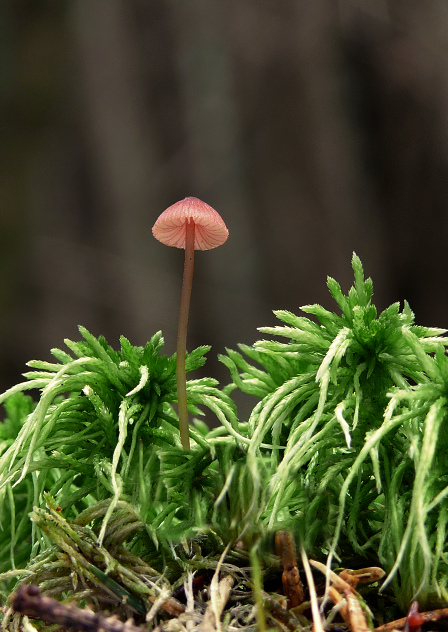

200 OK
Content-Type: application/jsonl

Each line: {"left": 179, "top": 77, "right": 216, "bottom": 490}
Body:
{"left": 176, "top": 218, "right": 195, "bottom": 449}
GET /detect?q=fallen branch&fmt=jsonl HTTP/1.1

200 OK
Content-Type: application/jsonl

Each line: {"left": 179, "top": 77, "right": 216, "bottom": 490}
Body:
{"left": 11, "top": 584, "right": 145, "bottom": 632}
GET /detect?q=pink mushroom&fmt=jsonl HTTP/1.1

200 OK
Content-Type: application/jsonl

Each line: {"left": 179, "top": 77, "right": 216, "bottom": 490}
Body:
{"left": 152, "top": 197, "right": 229, "bottom": 449}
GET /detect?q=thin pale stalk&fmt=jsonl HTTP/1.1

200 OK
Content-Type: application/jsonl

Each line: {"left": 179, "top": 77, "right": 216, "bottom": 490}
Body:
{"left": 176, "top": 219, "right": 195, "bottom": 449}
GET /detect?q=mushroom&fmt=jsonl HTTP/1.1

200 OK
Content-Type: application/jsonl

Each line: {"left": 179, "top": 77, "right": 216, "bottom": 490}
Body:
{"left": 152, "top": 197, "right": 229, "bottom": 449}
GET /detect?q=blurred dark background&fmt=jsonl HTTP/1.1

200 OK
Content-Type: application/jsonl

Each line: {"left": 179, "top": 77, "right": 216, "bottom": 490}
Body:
{"left": 2, "top": 1, "right": 448, "bottom": 418}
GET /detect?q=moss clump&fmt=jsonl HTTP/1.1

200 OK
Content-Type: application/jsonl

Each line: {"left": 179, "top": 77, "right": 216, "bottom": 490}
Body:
{"left": 1, "top": 254, "right": 448, "bottom": 626}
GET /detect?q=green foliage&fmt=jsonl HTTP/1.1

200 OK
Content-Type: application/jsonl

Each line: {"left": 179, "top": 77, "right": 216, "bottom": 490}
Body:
{"left": 377, "top": 345, "right": 448, "bottom": 608}
{"left": 0, "top": 328, "right": 237, "bottom": 578}
{"left": 2, "top": 253, "right": 448, "bottom": 615}
{"left": 221, "top": 253, "right": 448, "bottom": 609}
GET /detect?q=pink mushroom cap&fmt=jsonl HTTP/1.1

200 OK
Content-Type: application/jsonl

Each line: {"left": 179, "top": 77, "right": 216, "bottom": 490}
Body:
{"left": 152, "top": 197, "right": 229, "bottom": 251}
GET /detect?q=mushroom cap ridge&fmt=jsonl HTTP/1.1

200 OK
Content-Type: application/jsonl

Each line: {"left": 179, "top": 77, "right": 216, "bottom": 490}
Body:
{"left": 152, "top": 197, "right": 229, "bottom": 251}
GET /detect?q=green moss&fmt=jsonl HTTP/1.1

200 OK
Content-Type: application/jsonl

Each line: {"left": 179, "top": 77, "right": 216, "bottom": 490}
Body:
{"left": 1, "top": 253, "right": 448, "bottom": 616}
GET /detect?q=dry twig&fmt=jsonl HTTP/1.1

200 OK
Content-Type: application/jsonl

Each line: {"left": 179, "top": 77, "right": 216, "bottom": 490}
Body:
{"left": 11, "top": 584, "right": 145, "bottom": 632}
{"left": 275, "top": 530, "right": 305, "bottom": 608}
{"left": 374, "top": 604, "right": 448, "bottom": 631}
